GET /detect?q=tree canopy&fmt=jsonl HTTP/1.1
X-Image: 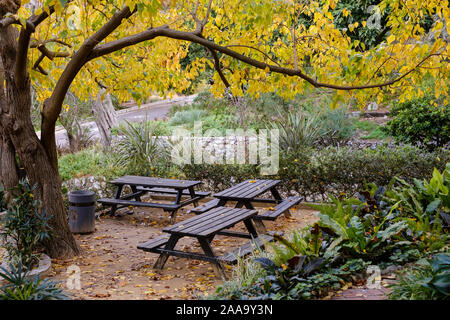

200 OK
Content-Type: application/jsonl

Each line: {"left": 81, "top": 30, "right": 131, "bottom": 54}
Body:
{"left": 5, "top": 0, "right": 449, "bottom": 108}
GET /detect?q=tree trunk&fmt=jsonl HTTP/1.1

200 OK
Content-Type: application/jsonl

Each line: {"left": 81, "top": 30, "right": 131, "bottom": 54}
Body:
{"left": 0, "top": 23, "right": 80, "bottom": 258}
{"left": 93, "top": 89, "right": 118, "bottom": 147}
{"left": 0, "top": 49, "right": 19, "bottom": 201}
{"left": 0, "top": 125, "right": 19, "bottom": 199}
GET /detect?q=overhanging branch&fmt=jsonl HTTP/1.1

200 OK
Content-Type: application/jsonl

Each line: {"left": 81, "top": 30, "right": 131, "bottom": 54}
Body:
{"left": 90, "top": 27, "right": 444, "bottom": 91}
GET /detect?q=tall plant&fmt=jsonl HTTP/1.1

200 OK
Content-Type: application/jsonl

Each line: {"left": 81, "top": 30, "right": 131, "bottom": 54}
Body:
{"left": 269, "top": 111, "right": 323, "bottom": 154}
{"left": 114, "top": 120, "right": 168, "bottom": 176}
{"left": 0, "top": 181, "right": 51, "bottom": 270}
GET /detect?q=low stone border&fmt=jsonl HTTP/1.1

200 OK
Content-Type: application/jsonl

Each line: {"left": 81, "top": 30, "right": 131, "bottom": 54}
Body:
{"left": 0, "top": 254, "right": 52, "bottom": 285}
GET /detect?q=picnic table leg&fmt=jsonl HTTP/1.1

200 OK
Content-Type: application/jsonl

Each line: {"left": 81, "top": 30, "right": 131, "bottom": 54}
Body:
{"left": 197, "top": 237, "right": 227, "bottom": 279}
{"left": 217, "top": 199, "right": 227, "bottom": 207}
{"left": 188, "top": 187, "right": 199, "bottom": 207}
{"left": 234, "top": 200, "right": 245, "bottom": 208}
{"left": 110, "top": 185, "right": 124, "bottom": 216}
{"left": 169, "top": 209, "right": 178, "bottom": 224}
{"left": 130, "top": 185, "right": 142, "bottom": 202}
{"left": 168, "top": 189, "right": 184, "bottom": 224}
{"left": 243, "top": 218, "right": 259, "bottom": 238}
{"left": 154, "top": 235, "right": 180, "bottom": 269}
{"left": 241, "top": 201, "right": 268, "bottom": 234}
{"left": 270, "top": 187, "right": 292, "bottom": 218}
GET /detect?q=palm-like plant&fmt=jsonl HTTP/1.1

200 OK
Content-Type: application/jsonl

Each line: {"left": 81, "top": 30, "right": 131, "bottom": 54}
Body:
{"left": 269, "top": 111, "right": 324, "bottom": 154}
{"left": 114, "top": 120, "right": 167, "bottom": 176}
{"left": 0, "top": 262, "right": 68, "bottom": 300}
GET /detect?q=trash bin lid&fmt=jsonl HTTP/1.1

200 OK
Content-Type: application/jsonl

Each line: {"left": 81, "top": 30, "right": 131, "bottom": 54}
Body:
{"left": 68, "top": 190, "right": 96, "bottom": 204}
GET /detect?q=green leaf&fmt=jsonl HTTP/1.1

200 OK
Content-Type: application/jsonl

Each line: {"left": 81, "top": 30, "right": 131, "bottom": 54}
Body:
{"left": 425, "top": 199, "right": 441, "bottom": 213}
{"left": 429, "top": 273, "right": 450, "bottom": 296}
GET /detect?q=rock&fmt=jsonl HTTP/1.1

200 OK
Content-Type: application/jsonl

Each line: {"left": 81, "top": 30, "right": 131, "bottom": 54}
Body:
{"left": 0, "top": 253, "right": 52, "bottom": 285}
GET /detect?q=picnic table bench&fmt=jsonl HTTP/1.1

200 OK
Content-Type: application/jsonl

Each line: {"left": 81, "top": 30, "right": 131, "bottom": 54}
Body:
{"left": 137, "top": 206, "right": 274, "bottom": 277}
{"left": 98, "top": 176, "right": 208, "bottom": 223}
{"left": 190, "top": 179, "right": 303, "bottom": 232}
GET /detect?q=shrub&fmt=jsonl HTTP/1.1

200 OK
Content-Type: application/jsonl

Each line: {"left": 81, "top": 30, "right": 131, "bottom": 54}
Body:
{"left": 269, "top": 111, "right": 323, "bottom": 153}
{"left": 58, "top": 147, "right": 122, "bottom": 181}
{"left": 384, "top": 164, "right": 450, "bottom": 253}
{"left": 388, "top": 253, "right": 450, "bottom": 300}
{"left": 276, "top": 145, "right": 449, "bottom": 201}
{"left": 383, "top": 96, "right": 450, "bottom": 150}
{"left": 168, "top": 108, "right": 208, "bottom": 127}
{"left": 113, "top": 120, "right": 171, "bottom": 176}
{"left": 0, "top": 262, "right": 68, "bottom": 300}
{"left": 0, "top": 181, "right": 51, "bottom": 270}
{"left": 181, "top": 163, "right": 259, "bottom": 192}
{"left": 317, "top": 107, "right": 355, "bottom": 145}
{"left": 182, "top": 145, "right": 449, "bottom": 202}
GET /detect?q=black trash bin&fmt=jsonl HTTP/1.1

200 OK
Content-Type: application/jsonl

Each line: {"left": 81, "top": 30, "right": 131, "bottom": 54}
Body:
{"left": 68, "top": 190, "right": 96, "bottom": 234}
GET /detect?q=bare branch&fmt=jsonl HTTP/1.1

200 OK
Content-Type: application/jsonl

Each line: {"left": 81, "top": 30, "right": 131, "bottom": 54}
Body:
{"left": 31, "top": 38, "right": 72, "bottom": 48}
{"left": 224, "top": 44, "right": 281, "bottom": 67}
{"left": 37, "top": 45, "right": 70, "bottom": 59}
{"left": 14, "top": 4, "right": 59, "bottom": 87}
{"left": 201, "top": 0, "right": 214, "bottom": 27}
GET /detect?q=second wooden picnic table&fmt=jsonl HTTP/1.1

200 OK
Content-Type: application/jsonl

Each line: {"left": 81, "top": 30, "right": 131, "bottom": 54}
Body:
{"left": 191, "top": 179, "right": 302, "bottom": 233}
{"left": 98, "top": 175, "right": 210, "bottom": 223}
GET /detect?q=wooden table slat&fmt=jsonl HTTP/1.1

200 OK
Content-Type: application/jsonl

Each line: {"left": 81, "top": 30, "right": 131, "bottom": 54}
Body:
{"left": 110, "top": 175, "right": 201, "bottom": 189}
{"left": 230, "top": 180, "right": 267, "bottom": 197}
{"left": 197, "top": 210, "right": 257, "bottom": 237}
{"left": 181, "top": 208, "right": 255, "bottom": 236}
{"left": 165, "top": 207, "right": 242, "bottom": 236}
{"left": 214, "top": 180, "right": 253, "bottom": 197}
{"left": 164, "top": 206, "right": 231, "bottom": 232}
{"left": 236, "top": 180, "right": 274, "bottom": 198}
{"left": 241, "top": 180, "right": 280, "bottom": 199}
{"left": 215, "top": 179, "right": 281, "bottom": 200}
{"left": 164, "top": 207, "right": 256, "bottom": 237}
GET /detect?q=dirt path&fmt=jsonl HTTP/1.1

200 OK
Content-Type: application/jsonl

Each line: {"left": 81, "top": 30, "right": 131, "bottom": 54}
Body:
{"left": 49, "top": 205, "right": 319, "bottom": 300}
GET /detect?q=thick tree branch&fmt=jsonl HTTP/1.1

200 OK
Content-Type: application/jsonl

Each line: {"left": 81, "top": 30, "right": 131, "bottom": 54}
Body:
{"left": 0, "top": 16, "right": 19, "bottom": 28}
{"left": 208, "top": 48, "right": 230, "bottom": 88}
{"left": 14, "top": 5, "right": 58, "bottom": 87}
{"left": 40, "top": 6, "right": 134, "bottom": 168}
{"left": 43, "top": 6, "right": 133, "bottom": 125}
{"left": 37, "top": 45, "right": 70, "bottom": 59}
{"left": 90, "top": 27, "right": 443, "bottom": 91}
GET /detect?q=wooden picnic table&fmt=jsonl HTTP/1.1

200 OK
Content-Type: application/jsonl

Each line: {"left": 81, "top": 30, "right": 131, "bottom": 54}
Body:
{"left": 190, "top": 179, "right": 303, "bottom": 233}
{"left": 137, "top": 206, "right": 274, "bottom": 277}
{"left": 98, "top": 175, "right": 209, "bottom": 223}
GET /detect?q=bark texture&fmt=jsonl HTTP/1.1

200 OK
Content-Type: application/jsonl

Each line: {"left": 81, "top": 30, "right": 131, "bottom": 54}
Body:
{"left": 0, "top": 23, "right": 80, "bottom": 258}
{"left": 93, "top": 89, "right": 118, "bottom": 147}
